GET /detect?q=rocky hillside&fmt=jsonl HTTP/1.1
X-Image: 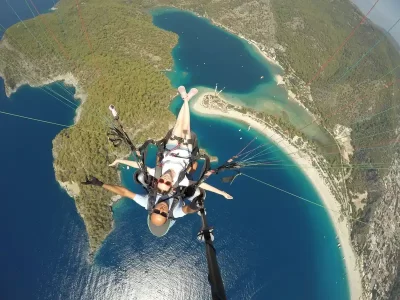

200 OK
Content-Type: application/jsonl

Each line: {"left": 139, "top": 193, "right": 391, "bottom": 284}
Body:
{"left": 1, "top": 0, "right": 399, "bottom": 297}
{"left": 139, "top": 0, "right": 400, "bottom": 299}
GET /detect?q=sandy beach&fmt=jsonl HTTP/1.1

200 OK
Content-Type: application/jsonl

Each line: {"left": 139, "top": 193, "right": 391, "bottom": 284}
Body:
{"left": 192, "top": 92, "right": 363, "bottom": 300}
{"left": 244, "top": 38, "right": 283, "bottom": 70}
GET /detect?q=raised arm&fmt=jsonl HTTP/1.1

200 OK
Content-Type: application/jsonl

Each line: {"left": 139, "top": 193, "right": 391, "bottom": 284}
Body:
{"left": 109, "top": 159, "right": 155, "bottom": 176}
{"left": 109, "top": 159, "right": 140, "bottom": 169}
{"left": 102, "top": 184, "right": 136, "bottom": 200}
{"left": 197, "top": 182, "right": 233, "bottom": 199}
{"left": 82, "top": 176, "right": 136, "bottom": 200}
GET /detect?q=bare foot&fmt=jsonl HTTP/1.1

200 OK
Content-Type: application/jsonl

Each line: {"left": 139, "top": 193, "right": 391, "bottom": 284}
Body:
{"left": 178, "top": 86, "right": 187, "bottom": 100}
{"left": 185, "top": 88, "right": 198, "bottom": 102}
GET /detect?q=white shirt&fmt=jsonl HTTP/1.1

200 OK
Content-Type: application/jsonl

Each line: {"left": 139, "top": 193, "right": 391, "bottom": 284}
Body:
{"left": 164, "top": 147, "right": 191, "bottom": 184}
{"left": 130, "top": 186, "right": 203, "bottom": 219}
{"left": 148, "top": 164, "right": 190, "bottom": 187}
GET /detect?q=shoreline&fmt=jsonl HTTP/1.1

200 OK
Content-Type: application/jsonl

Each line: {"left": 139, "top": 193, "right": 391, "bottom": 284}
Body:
{"left": 243, "top": 37, "right": 283, "bottom": 70}
{"left": 236, "top": 34, "right": 315, "bottom": 116}
{"left": 192, "top": 93, "right": 362, "bottom": 300}
{"left": 0, "top": 72, "right": 86, "bottom": 197}
{"left": 3, "top": 72, "right": 86, "bottom": 123}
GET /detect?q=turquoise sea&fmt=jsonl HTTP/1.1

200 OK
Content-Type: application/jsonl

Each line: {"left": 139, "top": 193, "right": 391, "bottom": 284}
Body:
{"left": 0, "top": 4, "right": 349, "bottom": 300}
{"left": 155, "top": 8, "right": 332, "bottom": 145}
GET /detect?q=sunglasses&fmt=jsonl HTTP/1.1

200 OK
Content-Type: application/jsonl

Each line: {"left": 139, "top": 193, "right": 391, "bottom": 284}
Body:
{"left": 158, "top": 178, "right": 172, "bottom": 186}
{"left": 152, "top": 209, "right": 168, "bottom": 218}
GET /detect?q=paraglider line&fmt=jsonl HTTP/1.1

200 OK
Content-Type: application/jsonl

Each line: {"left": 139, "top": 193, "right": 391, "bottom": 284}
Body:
{"left": 336, "top": 16, "right": 400, "bottom": 83}
{"left": 0, "top": 24, "right": 75, "bottom": 98}
{"left": 241, "top": 173, "right": 369, "bottom": 226}
{"left": 235, "top": 136, "right": 257, "bottom": 157}
{"left": 0, "top": 110, "right": 70, "bottom": 127}
{"left": 383, "top": 78, "right": 400, "bottom": 89}
{"left": 378, "top": 64, "right": 400, "bottom": 82}
{"left": 29, "top": 0, "right": 73, "bottom": 63}
{"left": 5, "top": 0, "right": 44, "bottom": 48}
{"left": 24, "top": 0, "right": 36, "bottom": 18}
{"left": 306, "top": 0, "right": 382, "bottom": 86}
{"left": 0, "top": 56, "right": 78, "bottom": 110}
{"left": 75, "top": 0, "right": 94, "bottom": 52}
{"left": 241, "top": 93, "right": 400, "bottom": 163}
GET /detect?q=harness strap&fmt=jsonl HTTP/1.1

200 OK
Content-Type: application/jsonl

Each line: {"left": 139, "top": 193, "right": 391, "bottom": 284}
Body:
{"left": 155, "top": 132, "right": 197, "bottom": 183}
{"left": 154, "top": 129, "right": 174, "bottom": 179}
{"left": 147, "top": 189, "right": 158, "bottom": 212}
{"left": 140, "top": 130, "right": 204, "bottom": 212}
{"left": 168, "top": 197, "right": 180, "bottom": 219}
{"left": 170, "top": 134, "right": 195, "bottom": 146}
{"left": 146, "top": 190, "right": 180, "bottom": 220}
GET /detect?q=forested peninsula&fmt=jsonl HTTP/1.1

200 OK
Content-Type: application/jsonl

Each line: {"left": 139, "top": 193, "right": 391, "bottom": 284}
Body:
{"left": 0, "top": 0, "right": 178, "bottom": 253}
{"left": 1, "top": 1, "right": 400, "bottom": 299}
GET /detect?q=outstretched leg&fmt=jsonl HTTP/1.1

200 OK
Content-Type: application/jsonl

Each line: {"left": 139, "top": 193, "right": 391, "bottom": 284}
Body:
{"left": 172, "top": 97, "right": 191, "bottom": 138}
{"left": 172, "top": 101, "right": 186, "bottom": 138}
{"left": 171, "top": 87, "right": 197, "bottom": 143}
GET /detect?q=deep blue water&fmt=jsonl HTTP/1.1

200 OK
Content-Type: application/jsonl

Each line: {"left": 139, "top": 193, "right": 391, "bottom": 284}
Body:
{"left": 0, "top": 4, "right": 349, "bottom": 300}
{"left": 0, "top": 0, "right": 57, "bottom": 38}
{"left": 0, "top": 79, "right": 90, "bottom": 300}
{"left": 153, "top": 9, "right": 332, "bottom": 145}
{"left": 153, "top": 9, "right": 273, "bottom": 93}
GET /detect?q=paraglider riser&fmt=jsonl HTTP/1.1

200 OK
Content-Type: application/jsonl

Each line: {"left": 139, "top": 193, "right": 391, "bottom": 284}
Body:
{"left": 198, "top": 208, "right": 227, "bottom": 300}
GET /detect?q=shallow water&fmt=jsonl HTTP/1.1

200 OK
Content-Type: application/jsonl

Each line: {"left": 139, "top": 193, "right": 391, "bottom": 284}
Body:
{"left": 0, "top": 4, "right": 349, "bottom": 300}
{"left": 153, "top": 8, "right": 332, "bottom": 145}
